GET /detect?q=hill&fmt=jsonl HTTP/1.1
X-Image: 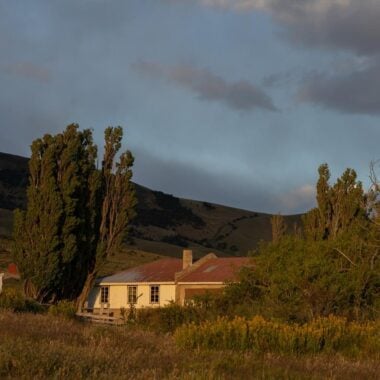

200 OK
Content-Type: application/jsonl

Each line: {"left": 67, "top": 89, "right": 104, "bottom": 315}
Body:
{"left": 0, "top": 151, "right": 302, "bottom": 261}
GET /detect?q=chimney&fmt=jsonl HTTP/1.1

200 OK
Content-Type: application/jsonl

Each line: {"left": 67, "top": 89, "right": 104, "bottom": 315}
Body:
{"left": 182, "top": 249, "right": 193, "bottom": 270}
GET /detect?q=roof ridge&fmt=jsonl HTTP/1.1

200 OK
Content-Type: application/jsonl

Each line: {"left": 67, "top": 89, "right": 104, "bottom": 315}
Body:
{"left": 175, "top": 252, "right": 217, "bottom": 281}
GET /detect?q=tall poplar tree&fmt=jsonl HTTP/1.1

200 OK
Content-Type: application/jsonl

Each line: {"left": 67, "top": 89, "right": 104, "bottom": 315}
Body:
{"left": 270, "top": 213, "right": 286, "bottom": 243}
{"left": 303, "top": 164, "right": 367, "bottom": 241}
{"left": 13, "top": 124, "right": 136, "bottom": 304}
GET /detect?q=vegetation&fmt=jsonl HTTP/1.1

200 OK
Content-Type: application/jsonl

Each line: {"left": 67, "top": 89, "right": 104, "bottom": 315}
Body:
{"left": 2, "top": 142, "right": 380, "bottom": 379}
{"left": 224, "top": 164, "right": 380, "bottom": 322}
{"left": 12, "top": 124, "right": 136, "bottom": 307}
{"left": 270, "top": 213, "right": 287, "bottom": 243}
{"left": 0, "top": 288, "right": 43, "bottom": 313}
{"left": 0, "top": 311, "right": 379, "bottom": 380}
{"left": 175, "top": 315, "right": 380, "bottom": 357}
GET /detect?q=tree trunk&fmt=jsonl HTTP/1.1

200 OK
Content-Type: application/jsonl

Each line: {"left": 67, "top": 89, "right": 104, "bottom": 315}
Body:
{"left": 76, "top": 270, "right": 97, "bottom": 313}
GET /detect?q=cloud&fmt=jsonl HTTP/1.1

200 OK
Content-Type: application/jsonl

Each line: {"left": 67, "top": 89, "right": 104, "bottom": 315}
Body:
{"left": 262, "top": 69, "right": 298, "bottom": 88}
{"left": 188, "top": 0, "right": 380, "bottom": 115}
{"left": 195, "top": 0, "right": 380, "bottom": 56}
{"left": 133, "top": 60, "right": 277, "bottom": 112}
{"left": 297, "top": 61, "right": 380, "bottom": 115}
{"left": 277, "top": 184, "right": 315, "bottom": 213}
{"left": 2, "top": 62, "right": 51, "bottom": 83}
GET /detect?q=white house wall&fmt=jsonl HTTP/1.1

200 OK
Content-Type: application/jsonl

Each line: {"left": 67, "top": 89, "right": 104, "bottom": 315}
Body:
{"left": 89, "top": 283, "right": 177, "bottom": 310}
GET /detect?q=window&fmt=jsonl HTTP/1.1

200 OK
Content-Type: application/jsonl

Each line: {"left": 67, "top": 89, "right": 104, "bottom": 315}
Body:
{"left": 100, "top": 286, "right": 109, "bottom": 304}
{"left": 150, "top": 285, "right": 160, "bottom": 304}
{"left": 128, "top": 285, "right": 138, "bottom": 304}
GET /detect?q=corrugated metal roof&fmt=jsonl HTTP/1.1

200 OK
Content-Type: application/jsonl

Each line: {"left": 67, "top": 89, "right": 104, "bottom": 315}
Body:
{"left": 178, "top": 257, "right": 251, "bottom": 283}
{"left": 99, "top": 258, "right": 182, "bottom": 283}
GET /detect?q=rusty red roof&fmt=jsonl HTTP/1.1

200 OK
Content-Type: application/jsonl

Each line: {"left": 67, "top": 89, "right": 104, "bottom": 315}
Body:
{"left": 178, "top": 257, "right": 251, "bottom": 283}
{"left": 100, "top": 258, "right": 182, "bottom": 283}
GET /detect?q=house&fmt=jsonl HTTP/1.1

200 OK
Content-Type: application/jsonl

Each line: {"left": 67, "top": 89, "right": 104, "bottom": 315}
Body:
{"left": 87, "top": 250, "right": 251, "bottom": 315}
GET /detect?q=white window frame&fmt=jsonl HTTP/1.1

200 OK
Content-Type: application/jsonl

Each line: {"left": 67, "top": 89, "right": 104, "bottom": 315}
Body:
{"left": 127, "top": 285, "right": 138, "bottom": 304}
{"left": 100, "top": 286, "right": 109, "bottom": 304}
{"left": 150, "top": 285, "right": 160, "bottom": 304}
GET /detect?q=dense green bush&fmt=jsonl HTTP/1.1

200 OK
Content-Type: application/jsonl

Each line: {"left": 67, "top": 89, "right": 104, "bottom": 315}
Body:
{"left": 223, "top": 234, "right": 380, "bottom": 322}
{"left": 0, "top": 288, "right": 44, "bottom": 313}
{"left": 48, "top": 300, "right": 76, "bottom": 319}
{"left": 134, "top": 302, "right": 213, "bottom": 333}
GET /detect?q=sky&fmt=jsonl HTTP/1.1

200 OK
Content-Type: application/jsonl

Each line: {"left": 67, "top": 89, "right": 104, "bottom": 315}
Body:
{"left": 1, "top": 0, "right": 380, "bottom": 214}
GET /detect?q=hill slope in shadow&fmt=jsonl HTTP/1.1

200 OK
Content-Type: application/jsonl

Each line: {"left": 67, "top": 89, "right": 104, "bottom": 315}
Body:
{"left": 0, "top": 152, "right": 303, "bottom": 259}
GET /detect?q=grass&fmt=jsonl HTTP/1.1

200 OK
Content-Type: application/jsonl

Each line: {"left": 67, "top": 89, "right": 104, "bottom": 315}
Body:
{"left": 0, "top": 311, "right": 379, "bottom": 379}
{"left": 175, "top": 315, "right": 380, "bottom": 357}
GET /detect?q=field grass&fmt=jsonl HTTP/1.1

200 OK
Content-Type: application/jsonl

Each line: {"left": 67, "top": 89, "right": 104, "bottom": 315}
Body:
{"left": 0, "top": 311, "right": 379, "bottom": 379}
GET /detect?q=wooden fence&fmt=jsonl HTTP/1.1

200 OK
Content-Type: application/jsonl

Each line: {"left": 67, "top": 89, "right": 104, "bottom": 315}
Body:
{"left": 76, "top": 312, "right": 124, "bottom": 326}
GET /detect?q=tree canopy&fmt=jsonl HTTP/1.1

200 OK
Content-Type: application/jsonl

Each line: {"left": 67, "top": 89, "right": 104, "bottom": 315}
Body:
{"left": 224, "top": 164, "right": 380, "bottom": 322}
{"left": 13, "top": 124, "right": 136, "bottom": 305}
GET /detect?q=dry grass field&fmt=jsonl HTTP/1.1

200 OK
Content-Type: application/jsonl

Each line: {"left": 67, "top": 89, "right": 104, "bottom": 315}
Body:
{"left": 0, "top": 311, "right": 379, "bottom": 380}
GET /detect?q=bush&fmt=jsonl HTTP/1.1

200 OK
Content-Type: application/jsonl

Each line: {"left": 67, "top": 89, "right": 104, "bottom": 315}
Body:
{"left": 0, "top": 288, "right": 43, "bottom": 313}
{"left": 135, "top": 303, "right": 204, "bottom": 333}
{"left": 48, "top": 300, "right": 76, "bottom": 319}
{"left": 175, "top": 315, "right": 380, "bottom": 357}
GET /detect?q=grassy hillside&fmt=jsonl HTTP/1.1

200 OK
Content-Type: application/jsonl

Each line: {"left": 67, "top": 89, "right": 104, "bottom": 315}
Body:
{"left": 0, "top": 151, "right": 302, "bottom": 264}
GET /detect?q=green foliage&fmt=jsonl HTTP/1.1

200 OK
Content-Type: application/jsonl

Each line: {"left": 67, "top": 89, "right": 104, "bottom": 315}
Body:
{"left": 303, "top": 164, "right": 368, "bottom": 241}
{"left": 0, "top": 288, "right": 44, "bottom": 313}
{"left": 227, "top": 233, "right": 380, "bottom": 321}
{"left": 12, "top": 124, "right": 136, "bottom": 306}
{"left": 271, "top": 213, "right": 287, "bottom": 242}
{"left": 48, "top": 300, "right": 76, "bottom": 319}
{"left": 134, "top": 301, "right": 219, "bottom": 333}
{"left": 175, "top": 315, "right": 380, "bottom": 357}
{"left": 222, "top": 164, "right": 378, "bottom": 322}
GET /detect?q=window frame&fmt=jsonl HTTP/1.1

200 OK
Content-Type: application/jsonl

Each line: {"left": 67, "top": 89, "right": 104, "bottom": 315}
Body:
{"left": 127, "top": 285, "right": 138, "bottom": 305}
{"left": 100, "top": 286, "right": 109, "bottom": 304}
{"left": 150, "top": 285, "right": 160, "bottom": 304}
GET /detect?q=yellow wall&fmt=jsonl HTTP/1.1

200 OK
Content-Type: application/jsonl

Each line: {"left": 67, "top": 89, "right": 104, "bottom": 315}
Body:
{"left": 88, "top": 283, "right": 177, "bottom": 310}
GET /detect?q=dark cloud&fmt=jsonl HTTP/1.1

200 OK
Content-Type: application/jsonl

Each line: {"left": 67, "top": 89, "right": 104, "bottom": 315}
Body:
{"left": 191, "top": 1, "right": 380, "bottom": 115}
{"left": 133, "top": 60, "right": 277, "bottom": 112}
{"left": 297, "top": 61, "right": 380, "bottom": 115}
{"left": 268, "top": 0, "right": 380, "bottom": 56}
{"left": 262, "top": 69, "right": 298, "bottom": 88}
{"left": 197, "top": 1, "right": 380, "bottom": 56}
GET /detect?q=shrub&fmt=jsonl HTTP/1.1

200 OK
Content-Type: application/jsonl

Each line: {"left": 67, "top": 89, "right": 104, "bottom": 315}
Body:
{"left": 48, "top": 300, "right": 76, "bottom": 319}
{"left": 174, "top": 315, "right": 380, "bottom": 357}
{"left": 0, "top": 288, "right": 44, "bottom": 313}
{"left": 136, "top": 303, "right": 204, "bottom": 333}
